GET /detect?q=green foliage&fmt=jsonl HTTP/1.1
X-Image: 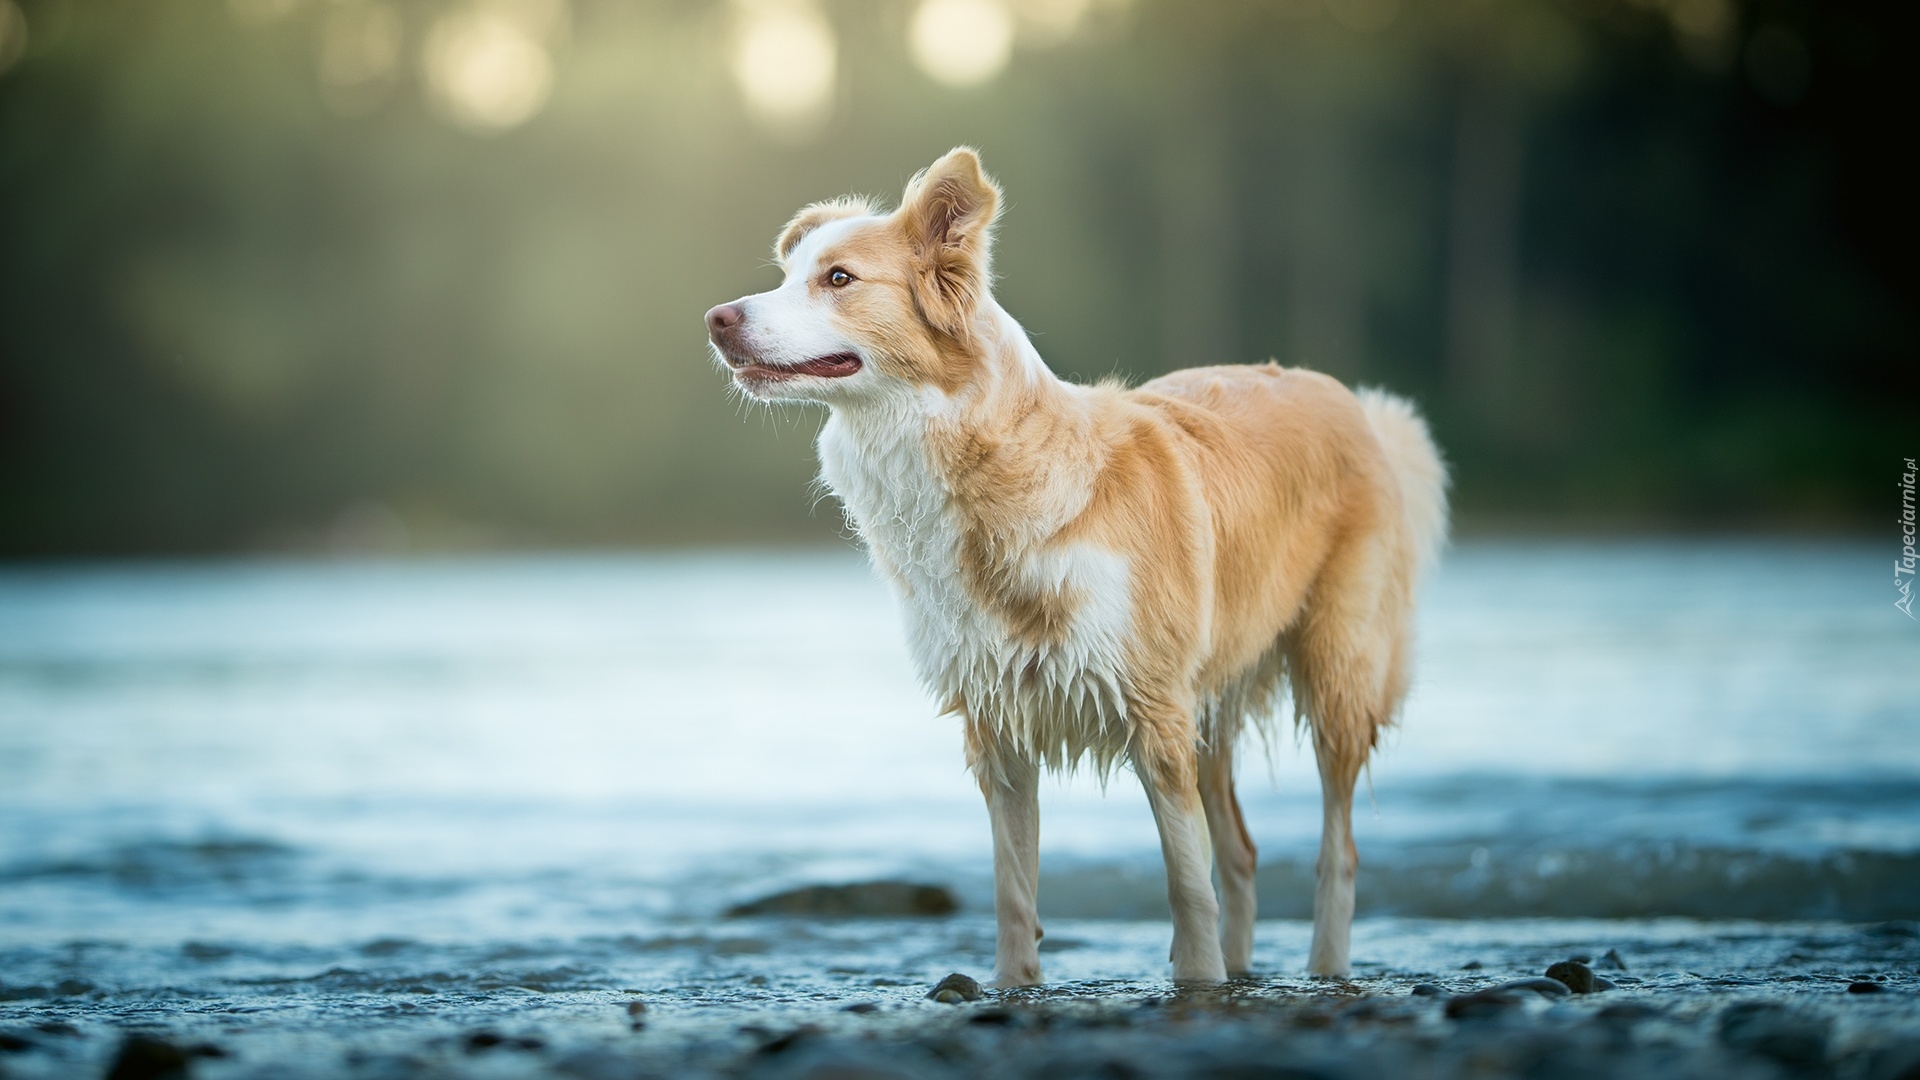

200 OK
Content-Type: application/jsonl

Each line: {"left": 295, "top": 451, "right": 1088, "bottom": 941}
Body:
{"left": 0, "top": 0, "right": 1909, "bottom": 554}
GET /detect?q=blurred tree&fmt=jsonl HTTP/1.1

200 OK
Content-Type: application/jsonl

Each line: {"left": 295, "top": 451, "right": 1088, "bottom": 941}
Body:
{"left": 0, "top": 0, "right": 1910, "bottom": 554}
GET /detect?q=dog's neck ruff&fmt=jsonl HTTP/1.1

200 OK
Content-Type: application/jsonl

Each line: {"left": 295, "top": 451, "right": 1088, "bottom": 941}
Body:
{"left": 816, "top": 303, "right": 1137, "bottom": 774}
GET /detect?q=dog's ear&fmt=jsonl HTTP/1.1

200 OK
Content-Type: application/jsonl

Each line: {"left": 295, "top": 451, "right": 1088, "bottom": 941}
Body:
{"left": 899, "top": 147, "right": 1001, "bottom": 335}
{"left": 775, "top": 196, "right": 874, "bottom": 265}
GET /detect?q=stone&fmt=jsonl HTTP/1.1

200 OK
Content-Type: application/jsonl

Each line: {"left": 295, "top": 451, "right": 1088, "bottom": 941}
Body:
{"left": 724, "top": 882, "right": 959, "bottom": 918}
{"left": 1545, "top": 960, "right": 1597, "bottom": 994}
{"left": 926, "top": 972, "right": 983, "bottom": 1003}
{"left": 465, "top": 1031, "right": 507, "bottom": 1052}
{"left": 1410, "top": 983, "right": 1445, "bottom": 997}
{"left": 1495, "top": 977, "right": 1572, "bottom": 998}
{"left": 1849, "top": 981, "right": 1887, "bottom": 994}
{"left": 1444, "top": 989, "right": 1523, "bottom": 1020}
{"left": 1597, "top": 948, "right": 1630, "bottom": 970}
{"left": 1596, "top": 1002, "right": 1662, "bottom": 1024}
{"left": 104, "top": 1035, "right": 190, "bottom": 1080}
{"left": 1719, "top": 1003, "right": 1830, "bottom": 1071}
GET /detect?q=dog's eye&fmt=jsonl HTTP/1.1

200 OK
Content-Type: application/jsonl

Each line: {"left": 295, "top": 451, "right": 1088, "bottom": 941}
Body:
{"left": 827, "top": 268, "right": 853, "bottom": 288}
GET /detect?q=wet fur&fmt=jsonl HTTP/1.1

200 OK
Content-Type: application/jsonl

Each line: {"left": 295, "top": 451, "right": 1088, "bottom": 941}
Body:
{"left": 707, "top": 148, "right": 1448, "bottom": 984}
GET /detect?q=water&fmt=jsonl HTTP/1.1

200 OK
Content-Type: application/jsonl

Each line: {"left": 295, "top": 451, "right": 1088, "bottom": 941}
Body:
{"left": 1, "top": 541, "right": 1917, "bottom": 1076}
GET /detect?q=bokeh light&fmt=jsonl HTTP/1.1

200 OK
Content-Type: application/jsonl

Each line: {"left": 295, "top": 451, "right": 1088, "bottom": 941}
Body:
{"left": 1009, "top": 0, "right": 1093, "bottom": 46}
{"left": 0, "top": 0, "right": 26, "bottom": 77}
{"left": 227, "top": 0, "right": 301, "bottom": 26}
{"left": 730, "top": 0, "right": 838, "bottom": 135}
{"left": 423, "top": 0, "right": 565, "bottom": 133}
{"left": 318, "top": 1, "right": 402, "bottom": 116}
{"left": 1667, "top": 0, "right": 1734, "bottom": 68}
{"left": 910, "top": 0, "right": 1014, "bottom": 88}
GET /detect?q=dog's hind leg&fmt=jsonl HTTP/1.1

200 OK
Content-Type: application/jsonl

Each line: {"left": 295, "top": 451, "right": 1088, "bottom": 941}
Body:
{"left": 1306, "top": 728, "right": 1364, "bottom": 977}
{"left": 1292, "top": 540, "right": 1404, "bottom": 978}
{"left": 969, "top": 723, "right": 1043, "bottom": 987}
{"left": 1198, "top": 739, "right": 1257, "bottom": 976}
{"left": 1134, "top": 701, "right": 1229, "bottom": 985}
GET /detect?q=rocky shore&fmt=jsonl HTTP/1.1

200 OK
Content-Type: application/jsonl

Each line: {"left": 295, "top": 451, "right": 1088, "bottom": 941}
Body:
{"left": 4, "top": 920, "right": 1917, "bottom": 1080}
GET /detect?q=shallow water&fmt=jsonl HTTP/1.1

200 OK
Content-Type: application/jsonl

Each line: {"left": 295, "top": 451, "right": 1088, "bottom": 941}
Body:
{"left": 1, "top": 540, "right": 1917, "bottom": 1076}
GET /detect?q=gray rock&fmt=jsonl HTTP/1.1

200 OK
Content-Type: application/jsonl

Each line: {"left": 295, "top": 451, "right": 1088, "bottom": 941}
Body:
{"left": 1411, "top": 983, "right": 1445, "bottom": 997}
{"left": 1545, "top": 960, "right": 1596, "bottom": 994}
{"left": 1719, "top": 1002, "right": 1830, "bottom": 1071}
{"left": 926, "top": 972, "right": 983, "bottom": 1003}
{"left": 1494, "top": 977, "right": 1572, "bottom": 998}
{"left": 725, "top": 882, "right": 959, "bottom": 918}
{"left": 1444, "top": 988, "right": 1524, "bottom": 1019}
{"left": 1596, "top": 948, "right": 1630, "bottom": 970}
{"left": 105, "top": 1035, "right": 190, "bottom": 1080}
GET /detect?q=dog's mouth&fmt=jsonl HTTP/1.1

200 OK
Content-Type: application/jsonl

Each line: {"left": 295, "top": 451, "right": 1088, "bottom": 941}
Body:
{"left": 732, "top": 353, "right": 863, "bottom": 382}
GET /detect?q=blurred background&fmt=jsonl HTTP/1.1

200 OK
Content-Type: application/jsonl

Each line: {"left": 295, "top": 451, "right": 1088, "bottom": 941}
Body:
{"left": 2, "top": 2, "right": 1918, "bottom": 1055}
{"left": 0, "top": 0, "right": 1912, "bottom": 556}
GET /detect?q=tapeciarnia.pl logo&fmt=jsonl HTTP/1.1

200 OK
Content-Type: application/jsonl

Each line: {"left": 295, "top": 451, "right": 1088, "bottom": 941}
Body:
{"left": 1899, "top": 457, "right": 1917, "bottom": 619}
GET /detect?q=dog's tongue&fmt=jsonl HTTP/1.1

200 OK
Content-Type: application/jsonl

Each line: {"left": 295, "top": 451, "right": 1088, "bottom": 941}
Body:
{"left": 794, "top": 353, "right": 861, "bottom": 378}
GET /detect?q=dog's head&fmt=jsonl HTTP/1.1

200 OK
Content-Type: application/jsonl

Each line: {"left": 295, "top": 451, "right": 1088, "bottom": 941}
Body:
{"left": 705, "top": 147, "right": 1003, "bottom": 404}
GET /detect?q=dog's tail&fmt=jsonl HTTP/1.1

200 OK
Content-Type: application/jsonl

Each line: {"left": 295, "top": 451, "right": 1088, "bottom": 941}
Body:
{"left": 1357, "top": 388, "right": 1449, "bottom": 580}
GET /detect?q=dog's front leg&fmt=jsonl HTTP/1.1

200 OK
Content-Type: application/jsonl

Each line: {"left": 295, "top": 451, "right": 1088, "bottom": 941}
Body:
{"left": 1138, "top": 740, "right": 1229, "bottom": 985}
{"left": 976, "top": 749, "right": 1042, "bottom": 987}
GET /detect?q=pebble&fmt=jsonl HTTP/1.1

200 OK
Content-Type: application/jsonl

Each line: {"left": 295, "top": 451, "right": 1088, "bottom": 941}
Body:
{"left": 1849, "top": 981, "right": 1887, "bottom": 994}
{"left": 1596, "top": 1002, "right": 1662, "bottom": 1024}
{"left": 464, "top": 1031, "right": 543, "bottom": 1053}
{"left": 927, "top": 972, "right": 983, "bottom": 1004}
{"left": 1597, "top": 948, "right": 1630, "bottom": 971}
{"left": 1459, "top": 960, "right": 1484, "bottom": 970}
{"left": 1444, "top": 989, "right": 1523, "bottom": 1020}
{"left": 34, "top": 1021, "right": 81, "bottom": 1038}
{"left": 1494, "top": 977, "right": 1573, "bottom": 998}
{"left": 725, "top": 881, "right": 960, "bottom": 918}
{"left": 1545, "top": 960, "right": 1597, "bottom": 994}
{"left": 105, "top": 1035, "right": 190, "bottom": 1080}
{"left": 1411, "top": 984, "right": 1446, "bottom": 997}
{"left": 1719, "top": 1003, "right": 1830, "bottom": 1071}
{"left": 843, "top": 1002, "right": 880, "bottom": 1014}
{"left": 755, "top": 1024, "right": 822, "bottom": 1055}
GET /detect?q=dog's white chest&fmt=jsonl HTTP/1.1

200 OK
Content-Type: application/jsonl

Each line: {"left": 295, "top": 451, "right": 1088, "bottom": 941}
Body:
{"left": 818, "top": 415, "right": 1134, "bottom": 767}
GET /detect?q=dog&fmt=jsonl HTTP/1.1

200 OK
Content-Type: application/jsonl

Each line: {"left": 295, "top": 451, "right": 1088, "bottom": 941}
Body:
{"left": 705, "top": 148, "right": 1447, "bottom": 983}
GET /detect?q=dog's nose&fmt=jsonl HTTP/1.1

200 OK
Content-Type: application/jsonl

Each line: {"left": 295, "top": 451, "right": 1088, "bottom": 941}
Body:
{"left": 706, "top": 303, "right": 743, "bottom": 340}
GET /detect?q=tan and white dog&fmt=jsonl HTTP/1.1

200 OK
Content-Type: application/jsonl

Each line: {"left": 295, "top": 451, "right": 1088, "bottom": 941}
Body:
{"left": 705, "top": 148, "right": 1447, "bottom": 984}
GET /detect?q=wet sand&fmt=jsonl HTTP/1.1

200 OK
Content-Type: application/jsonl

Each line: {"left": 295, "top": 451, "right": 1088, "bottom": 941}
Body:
{"left": 4, "top": 917, "right": 1918, "bottom": 1079}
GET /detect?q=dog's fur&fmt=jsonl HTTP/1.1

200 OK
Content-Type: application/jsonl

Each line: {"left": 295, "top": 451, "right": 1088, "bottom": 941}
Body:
{"left": 705, "top": 148, "right": 1447, "bottom": 983}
